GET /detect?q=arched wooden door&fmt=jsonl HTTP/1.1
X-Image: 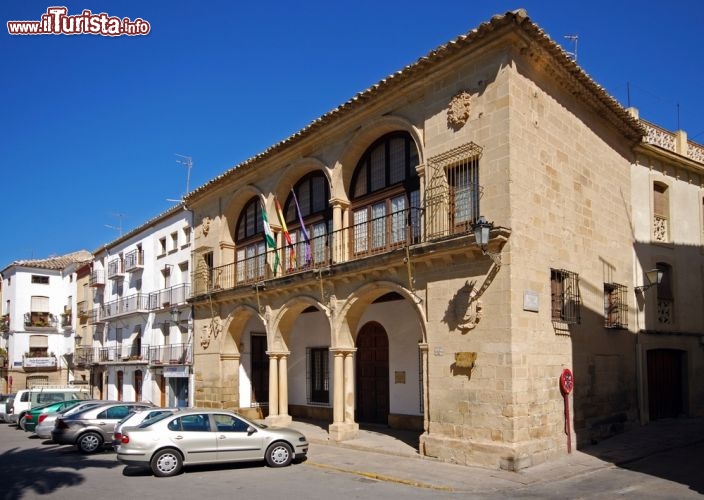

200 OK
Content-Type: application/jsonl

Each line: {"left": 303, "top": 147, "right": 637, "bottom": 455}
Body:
{"left": 356, "top": 321, "right": 389, "bottom": 424}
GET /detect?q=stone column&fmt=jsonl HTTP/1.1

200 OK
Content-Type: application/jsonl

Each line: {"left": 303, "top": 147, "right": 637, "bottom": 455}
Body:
{"left": 343, "top": 350, "right": 355, "bottom": 423}
{"left": 267, "top": 354, "right": 278, "bottom": 418}
{"left": 328, "top": 348, "right": 359, "bottom": 441}
{"left": 332, "top": 350, "right": 344, "bottom": 424}
{"left": 265, "top": 352, "right": 292, "bottom": 426}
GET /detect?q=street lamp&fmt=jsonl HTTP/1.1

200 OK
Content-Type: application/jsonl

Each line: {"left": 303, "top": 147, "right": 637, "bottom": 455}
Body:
{"left": 170, "top": 306, "right": 181, "bottom": 324}
{"left": 472, "top": 216, "right": 501, "bottom": 265}
{"left": 635, "top": 268, "right": 664, "bottom": 293}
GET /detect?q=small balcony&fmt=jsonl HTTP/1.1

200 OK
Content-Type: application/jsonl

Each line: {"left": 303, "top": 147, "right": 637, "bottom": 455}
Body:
{"left": 124, "top": 249, "right": 144, "bottom": 272}
{"left": 96, "top": 343, "right": 150, "bottom": 363}
{"left": 0, "top": 314, "right": 9, "bottom": 333}
{"left": 88, "top": 307, "right": 105, "bottom": 324}
{"left": 89, "top": 270, "right": 105, "bottom": 287}
{"left": 149, "top": 343, "right": 193, "bottom": 365}
{"left": 77, "top": 301, "right": 89, "bottom": 319}
{"left": 24, "top": 312, "right": 58, "bottom": 331}
{"left": 102, "top": 293, "right": 150, "bottom": 320}
{"left": 107, "top": 258, "right": 125, "bottom": 280}
{"left": 149, "top": 283, "right": 191, "bottom": 309}
{"left": 61, "top": 309, "right": 72, "bottom": 329}
{"left": 74, "top": 346, "right": 95, "bottom": 366}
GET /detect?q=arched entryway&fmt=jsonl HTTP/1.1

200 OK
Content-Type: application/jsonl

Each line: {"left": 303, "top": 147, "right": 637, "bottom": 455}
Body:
{"left": 647, "top": 348, "right": 685, "bottom": 419}
{"left": 356, "top": 321, "right": 389, "bottom": 424}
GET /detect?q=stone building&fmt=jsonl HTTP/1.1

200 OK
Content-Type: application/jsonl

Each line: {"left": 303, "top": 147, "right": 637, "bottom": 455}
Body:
{"left": 182, "top": 10, "right": 703, "bottom": 470}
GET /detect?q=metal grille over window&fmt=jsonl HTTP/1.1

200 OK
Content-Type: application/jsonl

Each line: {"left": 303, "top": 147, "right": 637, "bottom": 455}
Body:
{"left": 551, "top": 269, "right": 581, "bottom": 324}
{"left": 604, "top": 283, "right": 627, "bottom": 329}
{"left": 424, "top": 142, "right": 482, "bottom": 239}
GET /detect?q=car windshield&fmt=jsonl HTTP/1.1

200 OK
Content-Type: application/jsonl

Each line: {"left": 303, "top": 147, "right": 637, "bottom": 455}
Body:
{"left": 137, "top": 412, "right": 173, "bottom": 428}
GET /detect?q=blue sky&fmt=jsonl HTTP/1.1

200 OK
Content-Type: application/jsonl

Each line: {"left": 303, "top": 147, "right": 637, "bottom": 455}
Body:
{"left": 2, "top": 1, "right": 702, "bottom": 268}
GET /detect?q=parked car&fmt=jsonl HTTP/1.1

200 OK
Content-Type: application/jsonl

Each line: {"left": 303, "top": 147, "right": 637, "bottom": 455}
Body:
{"left": 52, "top": 402, "right": 155, "bottom": 453}
{"left": 22, "top": 399, "right": 87, "bottom": 432}
{"left": 116, "top": 408, "right": 309, "bottom": 477}
{"left": 35, "top": 400, "right": 115, "bottom": 440}
{"left": 9, "top": 387, "right": 90, "bottom": 425}
{"left": 0, "top": 394, "right": 14, "bottom": 423}
{"left": 112, "top": 407, "right": 178, "bottom": 446}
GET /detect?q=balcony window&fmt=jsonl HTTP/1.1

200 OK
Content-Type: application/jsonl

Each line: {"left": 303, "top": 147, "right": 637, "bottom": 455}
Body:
{"left": 653, "top": 182, "right": 670, "bottom": 243}
{"left": 235, "top": 197, "right": 267, "bottom": 283}
{"left": 282, "top": 171, "right": 332, "bottom": 269}
{"left": 551, "top": 269, "right": 581, "bottom": 324}
{"left": 604, "top": 283, "right": 627, "bottom": 329}
{"left": 350, "top": 132, "right": 420, "bottom": 256}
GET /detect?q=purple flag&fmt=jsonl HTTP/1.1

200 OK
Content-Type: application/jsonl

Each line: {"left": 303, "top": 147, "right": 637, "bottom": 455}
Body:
{"left": 291, "top": 188, "right": 312, "bottom": 265}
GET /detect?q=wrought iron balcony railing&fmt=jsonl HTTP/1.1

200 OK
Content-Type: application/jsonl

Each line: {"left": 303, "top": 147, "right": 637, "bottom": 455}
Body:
{"left": 124, "top": 249, "right": 144, "bottom": 272}
{"left": 148, "top": 283, "right": 191, "bottom": 310}
{"left": 102, "top": 293, "right": 150, "bottom": 320}
{"left": 192, "top": 206, "right": 454, "bottom": 295}
{"left": 149, "top": 343, "right": 193, "bottom": 365}
{"left": 89, "top": 269, "right": 105, "bottom": 287}
{"left": 24, "top": 312, "right": 58, "bottom": 330}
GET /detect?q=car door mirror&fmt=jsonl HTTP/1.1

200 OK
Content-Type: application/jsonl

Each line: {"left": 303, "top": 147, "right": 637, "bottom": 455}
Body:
{"left": 247, "top": 425, "right": 257, "bottom": 435}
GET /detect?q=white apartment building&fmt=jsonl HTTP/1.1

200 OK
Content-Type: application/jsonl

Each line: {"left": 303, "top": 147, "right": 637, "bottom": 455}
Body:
{"left": 76, "top": 204, "right": 193, "bottom": 407}
{"left": 0, "top": 250, "right": 92, "bottom": 391}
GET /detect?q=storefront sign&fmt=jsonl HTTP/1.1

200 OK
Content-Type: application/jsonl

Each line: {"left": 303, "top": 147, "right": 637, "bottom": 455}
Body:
{"left": 163, "top": 366, "right": 189, "bottom": 378}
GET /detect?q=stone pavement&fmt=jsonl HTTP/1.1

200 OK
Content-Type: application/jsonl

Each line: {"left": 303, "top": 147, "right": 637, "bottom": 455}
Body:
{"left": 286, "top": 416, "right": 704, "bottom": 493}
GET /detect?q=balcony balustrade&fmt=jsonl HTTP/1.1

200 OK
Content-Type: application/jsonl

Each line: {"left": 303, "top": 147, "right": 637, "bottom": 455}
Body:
{"left": 192, "top": 206, "right": 450, "bottom": 295}
{"left": 149, "top": 343, "right": 193, "bottom": 365}
{"left": 96, "top": 343, "right": 150, "bottom": 363}
{"left": 107, "top": 258, "right": 124, "bottom": 280}
{"left": 24, "top": 312, "right": 58, "bottom": 331}
{"left": 102, "top": 293, "right": 150, "bottom": 320}
{"left": 89, "top": 269, "right": 105, "bottom": 287}
{"left": 148, "top": 283, "right": 191, "bottom": 310}
{"left": 124, "top": 249, "right": 144, "bottom": 272}
{"left": 78, "top": 342, "right": 193, "bottom": 365}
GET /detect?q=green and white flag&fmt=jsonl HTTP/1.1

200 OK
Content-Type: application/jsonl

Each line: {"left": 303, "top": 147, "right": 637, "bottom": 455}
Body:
{"left": 261, "top": 203, "right": 280, "bottom": 276}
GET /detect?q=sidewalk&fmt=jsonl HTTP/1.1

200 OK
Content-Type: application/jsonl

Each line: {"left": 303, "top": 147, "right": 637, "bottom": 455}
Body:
{"left": 288, "top": 416, "right": 704, "bottom": 493}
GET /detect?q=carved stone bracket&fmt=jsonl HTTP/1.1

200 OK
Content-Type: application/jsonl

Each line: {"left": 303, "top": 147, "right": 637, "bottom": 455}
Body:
{"left": 454, "top": 280, "right": 483, "bottom": 333}
{"left": 200, "top": 317, "right": 222, "bottom": 350}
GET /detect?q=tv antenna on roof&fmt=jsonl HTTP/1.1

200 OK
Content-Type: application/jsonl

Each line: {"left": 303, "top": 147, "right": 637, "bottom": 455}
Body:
{"left": 105, "top": 212, "right": 125, "bottom": 236}
{"left": 167, "top": 154, "right": 193, "bottom": 203}
{"left": 564, "top": 34, "right": 578, "bottom": 62}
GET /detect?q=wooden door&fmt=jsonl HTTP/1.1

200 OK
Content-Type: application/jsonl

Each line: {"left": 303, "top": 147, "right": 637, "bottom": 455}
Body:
{"left": 647, "top": 349, "right": 684, "bottom": 420}
{"left": 356, "top": 322, "right": 389, "bottom": 424}
{"left": 251, "top": 334, "right": 269, "bottom": 405}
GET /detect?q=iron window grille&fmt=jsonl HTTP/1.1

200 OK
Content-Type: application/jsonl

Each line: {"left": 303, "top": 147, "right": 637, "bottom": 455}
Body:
{"left": 604, "top": 282, "right": 628, "bottom": 329}
{"left": 306, "top": 347, "right": 330, "bottom": 405}
{"left": 551, "top": 269, "right": 581, "bottom": 324}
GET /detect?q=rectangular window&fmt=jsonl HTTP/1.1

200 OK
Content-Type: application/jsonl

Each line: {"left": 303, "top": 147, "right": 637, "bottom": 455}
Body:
{"left": 171, "top": 232, "right": 178, "bottom": 251}
{"left": 182, "top": 227, "right": 191, "bottom": 247}
{"left": 448, "top": 159, "right": 479, "bottom": 232}
{"left": 31, "top": 275, "right": 49, "bottom": 284}
{"left": 159, "top": 237, "right": 167, "bottom": 255}
{"left": 604, "top": 283, "right": 627, "bottom": 329}
{"left": 307, "top": 347, "right": 329, "bottom": 404}
{"left": 551, "top": 269, "right": 581, "bottom": 324}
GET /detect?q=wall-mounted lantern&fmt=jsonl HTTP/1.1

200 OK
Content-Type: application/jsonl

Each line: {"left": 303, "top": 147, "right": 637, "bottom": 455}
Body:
{"left": 635, "top": 268, "right": 663, "bottom": 293}
{"left": 472, "top": 216, "right": 501, "bottom": 265}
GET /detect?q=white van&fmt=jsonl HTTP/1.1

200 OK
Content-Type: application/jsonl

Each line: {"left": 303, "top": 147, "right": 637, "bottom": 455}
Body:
{"left": 9, "top": 386, "right": 90, "bottom": 426}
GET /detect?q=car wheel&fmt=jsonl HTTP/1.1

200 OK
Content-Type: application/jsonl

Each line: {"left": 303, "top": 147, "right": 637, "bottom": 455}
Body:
{"left": 18, "top": 415, "right": 27, "bottom": 431}
{"left": 77, "top": 432, "right": 103, "bottom": 454}
{"left": 265, "top": 442, "right": 293, "bottom": 467}
{"left": 151, "top": 448, "right": 183, "bottom": 477}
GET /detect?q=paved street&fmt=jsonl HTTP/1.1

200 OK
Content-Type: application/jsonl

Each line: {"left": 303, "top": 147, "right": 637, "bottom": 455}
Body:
{"left": 0, "top": 417, "right": 703, "bottom": 499}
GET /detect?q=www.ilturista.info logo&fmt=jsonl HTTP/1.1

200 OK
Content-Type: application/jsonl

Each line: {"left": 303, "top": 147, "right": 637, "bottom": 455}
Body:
{"left": 7, "top": 7, "right": 150, "bottom": 36}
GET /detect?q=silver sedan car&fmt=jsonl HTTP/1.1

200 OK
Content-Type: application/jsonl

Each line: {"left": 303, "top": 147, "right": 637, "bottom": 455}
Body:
{"left": 116, "top": 409, "right": 309, "bottom": 477}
